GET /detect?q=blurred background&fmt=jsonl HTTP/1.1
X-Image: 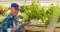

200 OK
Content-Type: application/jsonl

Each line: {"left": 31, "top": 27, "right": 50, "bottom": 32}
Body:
{"left": 0, "top": 0, "right": 60, "bottom": 32}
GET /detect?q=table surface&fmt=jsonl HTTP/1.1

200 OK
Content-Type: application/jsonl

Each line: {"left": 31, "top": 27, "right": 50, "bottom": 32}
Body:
{"left": 25, "top": 24, "right": 60, "bottom": 32}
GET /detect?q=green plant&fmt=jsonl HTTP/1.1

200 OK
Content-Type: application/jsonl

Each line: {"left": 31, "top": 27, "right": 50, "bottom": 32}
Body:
{"left": 20, "top": 1, "right": 60, "bottom": 25}
{"left": 0, "top": 18, "right": 3, "bottom": 22}
{"left": 20, "top": 5, "right": 26, "bottom": 13}
{"left": 45, "top": 4, "right": 60, "bottom": 25}
{"left": 21, "top": 16, "right": 28, "bottom": 23}
{"left": 0, "top": 5, "right": 9, "bottom": 16}
{"left": 24, "top": 1, "right": 41, "bottom": 20}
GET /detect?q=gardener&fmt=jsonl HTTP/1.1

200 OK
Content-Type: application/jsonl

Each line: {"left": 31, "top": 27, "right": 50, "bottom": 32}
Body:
{"left": 2, "top": 3, "right": 25, "bottom": 32}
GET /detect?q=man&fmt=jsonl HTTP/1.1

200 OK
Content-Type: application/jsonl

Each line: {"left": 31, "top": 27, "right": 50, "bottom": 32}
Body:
{"left": 2, "top": 3, "right": 25, "bottom": 32}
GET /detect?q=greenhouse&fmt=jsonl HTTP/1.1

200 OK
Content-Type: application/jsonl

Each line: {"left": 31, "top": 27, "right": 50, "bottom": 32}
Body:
{"left": 0, "top": 0, "right": 60, "bottom": 32}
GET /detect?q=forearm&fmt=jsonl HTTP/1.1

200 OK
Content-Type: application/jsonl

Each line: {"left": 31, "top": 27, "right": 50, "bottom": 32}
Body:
{"left": 2, "top": 26, "right": 7, "bottom": 32}
{"left": 11, "top": 23, "right": 28, "bottom": 32}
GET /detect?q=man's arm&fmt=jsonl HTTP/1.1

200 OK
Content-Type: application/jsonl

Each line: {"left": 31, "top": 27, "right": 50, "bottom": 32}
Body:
{"left": 2, "top": 18, "right": 8, "bottom": 32}
{"left": 11, "top": 18, "right": 25, "bottom": 32}
{"left": 11, "top": 23, "right": 29, "bottom": 32}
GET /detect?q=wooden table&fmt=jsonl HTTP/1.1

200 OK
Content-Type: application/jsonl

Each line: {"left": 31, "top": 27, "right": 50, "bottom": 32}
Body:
{"left": 25, "top": 24, "right": 60, "bottom": 32}
{"left": 25, "top": 24, "right": 47, "bottom": 32}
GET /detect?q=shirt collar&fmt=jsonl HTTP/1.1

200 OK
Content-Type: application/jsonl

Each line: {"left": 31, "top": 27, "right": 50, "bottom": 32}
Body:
{"left": 9, "top": 13, "right": 16, "bottom": 19}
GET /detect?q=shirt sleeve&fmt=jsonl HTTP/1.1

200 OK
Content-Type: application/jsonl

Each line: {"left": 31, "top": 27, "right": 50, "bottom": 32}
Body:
{"left": 2, "top": 17, "right": 8, "bottom": 32}
{"left": 16, "top": 18, "right": 20, "bottom": 24}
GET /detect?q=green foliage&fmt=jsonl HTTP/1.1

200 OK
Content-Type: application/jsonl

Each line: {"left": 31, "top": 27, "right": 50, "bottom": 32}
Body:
{"left": 45, "top": 4, "right": 60, "bottom": 25}
{"left": 21, "top": 16, "right": 28, "bottom": 23}
{"left": 24, "top": 1, "right": 41, "bottom": 20}
{"left": 40, "top": 6, "right": 47, "bottom": 23}
{"left": 0, "top": 18, "right": 3, "bottom": 22}
{"left": 0, "top": 5, "right": 9, "bottom": 11}
{"left": 20, "top": 5, "right": 26, "bottom": 13}
{"left": 20, "top": 1, "right": 60, "bottom": 25}
{"left": 0, "top": 5, "right": 9, "bottom": 16}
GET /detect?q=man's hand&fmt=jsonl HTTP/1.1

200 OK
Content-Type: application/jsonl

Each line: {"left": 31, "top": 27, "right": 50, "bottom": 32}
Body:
{"left": 20, "top": 27, "right": 25, "bottom": 32}
{"left": 11, "top": 24, "right": 25, "bottom": 32}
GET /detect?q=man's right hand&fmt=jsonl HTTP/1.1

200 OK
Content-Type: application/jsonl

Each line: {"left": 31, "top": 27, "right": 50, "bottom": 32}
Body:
{"left": 11, "top": 24, "right": 20, "bottom": 32}
{"left": 11, "top": 24, "right": 25, "bottom": 32}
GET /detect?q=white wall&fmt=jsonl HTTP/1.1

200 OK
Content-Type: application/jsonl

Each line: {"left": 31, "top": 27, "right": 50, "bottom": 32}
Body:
{"left": 0, "top": 0, "right": 60, "bottom": 7}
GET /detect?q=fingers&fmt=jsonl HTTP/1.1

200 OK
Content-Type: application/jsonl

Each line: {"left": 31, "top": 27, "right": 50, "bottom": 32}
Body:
{"left": 20, "top": 28, "right": 25, "bottom": 32}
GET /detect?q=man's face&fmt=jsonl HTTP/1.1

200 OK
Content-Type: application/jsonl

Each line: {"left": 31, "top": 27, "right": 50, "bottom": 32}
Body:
{"left": 11, "top": 7, "right": 19, "bottom": 16}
